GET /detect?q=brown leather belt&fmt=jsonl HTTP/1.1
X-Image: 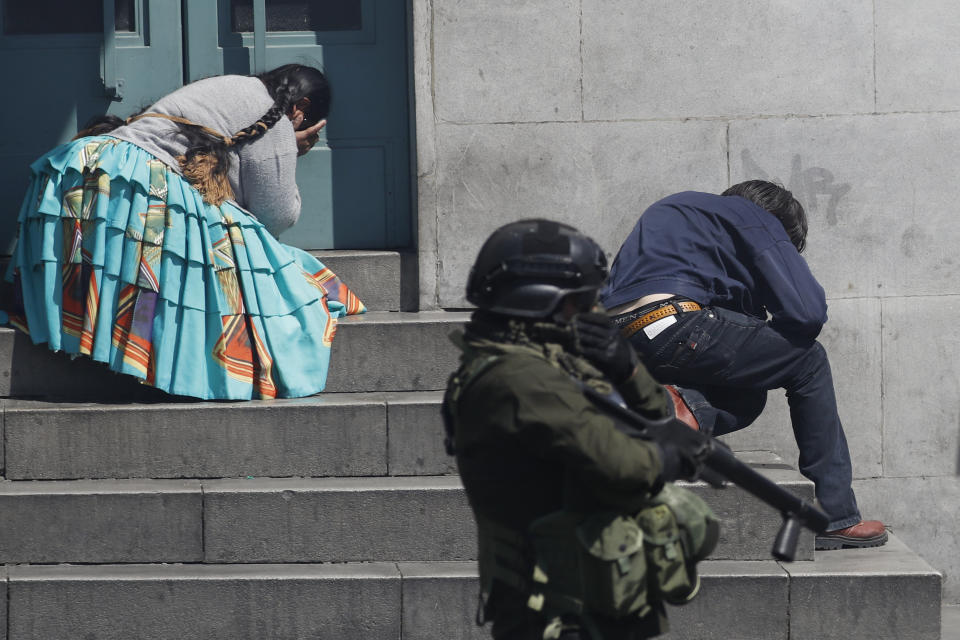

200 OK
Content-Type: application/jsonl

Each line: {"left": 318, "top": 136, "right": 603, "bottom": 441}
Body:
{"left": 619, "top": 301, "right": 702, "bottom": 339}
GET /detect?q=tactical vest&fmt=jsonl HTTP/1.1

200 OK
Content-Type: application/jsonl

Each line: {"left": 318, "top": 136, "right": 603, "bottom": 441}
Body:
{"left": 444, "top": 332, "right": 719, "bottom": 637}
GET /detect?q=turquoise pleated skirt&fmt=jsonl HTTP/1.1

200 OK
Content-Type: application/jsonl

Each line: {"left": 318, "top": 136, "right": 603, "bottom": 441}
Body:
{"left": 5, "top": 136, "right": 365, "bottom": 400}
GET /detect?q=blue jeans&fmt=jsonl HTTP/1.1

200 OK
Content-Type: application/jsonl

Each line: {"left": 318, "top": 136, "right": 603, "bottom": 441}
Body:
{"left": 618, "top": 303, "right": 860, "bottom": 530}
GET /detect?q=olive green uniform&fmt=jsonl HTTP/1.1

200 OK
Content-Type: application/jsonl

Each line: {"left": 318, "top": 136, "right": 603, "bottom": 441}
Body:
{"left": 445, "top": 314, "right": 673, "bottom": 639}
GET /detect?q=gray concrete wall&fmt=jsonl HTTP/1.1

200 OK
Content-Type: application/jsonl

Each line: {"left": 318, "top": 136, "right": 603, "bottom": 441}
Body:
{"left": 412, "top": 0, "right": 960, "bottom": 602}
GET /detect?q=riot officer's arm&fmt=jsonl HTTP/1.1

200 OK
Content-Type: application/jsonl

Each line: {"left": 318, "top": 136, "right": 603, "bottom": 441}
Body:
{"left": 617, "top": 362, "right": 671, "bottom": 420}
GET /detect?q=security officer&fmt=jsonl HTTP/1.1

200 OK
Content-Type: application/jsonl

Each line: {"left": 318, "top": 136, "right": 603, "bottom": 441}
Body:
{"left": 443, "top": 219, "right": 715, "bottom": 640}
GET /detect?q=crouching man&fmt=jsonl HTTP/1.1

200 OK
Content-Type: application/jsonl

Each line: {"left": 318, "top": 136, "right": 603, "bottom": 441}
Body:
{"left": 444, "top": 219, "right": 718, "bottom": 639}
{"left": 600, "top": 181, "right": 886, "bottom": 550}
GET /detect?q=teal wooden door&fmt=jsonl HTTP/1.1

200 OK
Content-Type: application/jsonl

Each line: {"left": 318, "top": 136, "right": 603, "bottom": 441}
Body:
{"left": 0, "top": 0, "right": 182, "bottom": 253}
{"left": 184, "top": 0, "right": 412, "bottom": 250}
{"left": 0, "top": 0, "right": 412, "bottom": 252}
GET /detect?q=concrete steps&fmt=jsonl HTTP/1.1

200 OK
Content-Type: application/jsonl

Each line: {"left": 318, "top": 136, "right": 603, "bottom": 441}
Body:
{"left": 668, "top": 534, "right": 941, "bottom": 640}
{"left": 326, "top": 311, "right": 469, "bottom": 393}
{"left": 0, "top": 250, "right": 943, "bottom": 637}
{"left": 0, "top": 536, "right": 939, "bottom": 640}
{"left": 309, "top": 249, "right": 407, "bottom": 313}
{"left": 0, "top": 460, "right": 813, "bottom": 564}
{"left": 1, "top": 392, "right": 451, "bottom": 479}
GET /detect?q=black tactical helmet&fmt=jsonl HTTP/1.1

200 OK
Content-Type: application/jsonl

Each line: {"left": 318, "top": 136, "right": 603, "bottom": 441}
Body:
{"left": 466, "top": 219, "right": 608, "bottom": 318}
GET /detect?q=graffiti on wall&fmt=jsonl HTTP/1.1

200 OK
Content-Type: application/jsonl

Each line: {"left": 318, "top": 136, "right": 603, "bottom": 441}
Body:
{"left": 740, "top": 149, "right": 851, "bottom": 226}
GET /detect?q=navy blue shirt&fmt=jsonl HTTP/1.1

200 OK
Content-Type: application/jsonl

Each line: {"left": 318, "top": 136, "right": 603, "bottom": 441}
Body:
{"left": 600, "top": 191, "right": 827, "bottom": 339}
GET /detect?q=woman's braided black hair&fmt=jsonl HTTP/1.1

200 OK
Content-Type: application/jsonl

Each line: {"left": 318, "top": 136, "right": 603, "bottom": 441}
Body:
{"left": 76, "top": 64, "right": 331, "bottom": 205}
{"left": 256, "top": 63, "right": 331, "bottom": 134}
{"left": 177, "top": 63, "right": 331, "bottom": 204}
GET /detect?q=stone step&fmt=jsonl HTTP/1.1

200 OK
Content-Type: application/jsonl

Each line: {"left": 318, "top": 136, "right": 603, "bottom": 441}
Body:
{"left": 0, "top": 311, "right": 469, "bottom": 400}
{"left": 0, "top": 395, "right": 818, "bottom": 560}
{"left": 0, "top": 463, "right": 813, "bottom": 564}
{"left": 5, "top": 563, "right": 404, "bottom": 640}
{"left": 1, "top": 389, "right": 808, "bottom": 487}
{"left": 309, "top": 249, "right": 409, "bottom": 312}
{"left": 697, "top": 450, "right": 816, "bottom": 561}
{"left": 774, "top": 535, "right": 942, "bottom": 640}
{"left": 202, "top": 476, "right": 476, "bottom": 564}
{"left": 0, "top": 479, "right": 203, "bottom": 564}
{"left": 1, "top": 535, "right": 940, "bottom": 640}
{"left": 1, "top": 392, "right": 452, "bottom": 480}
{"left": 327, "top": 311, "right": 468, "bottom": 392}
{"left": 943, "top": 605, "right": 960, "bottom": 640}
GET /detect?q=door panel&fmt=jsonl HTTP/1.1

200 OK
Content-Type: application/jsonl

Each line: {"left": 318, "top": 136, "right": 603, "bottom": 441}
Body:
{"left": 0, "top": 0, "right": 410, "bottom": 253}
{"left": 184, "top": 0, "right": 412, "bottom": 250}
{"left": 4, "top": 0, "right": 136, "bottom": 34}
{"left": 0, "top": 0, "right": 182, "bottom": 253}
{"left": 330, "top": 142, "right": 390, "bottom": 248}
{"left": 229, "top": 0, "right": 363, "bottom": 32}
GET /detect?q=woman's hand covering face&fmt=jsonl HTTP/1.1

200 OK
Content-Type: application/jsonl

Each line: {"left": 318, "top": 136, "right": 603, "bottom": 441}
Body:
{"left": 293, "top": 117, "right": 327, "bottom": 157}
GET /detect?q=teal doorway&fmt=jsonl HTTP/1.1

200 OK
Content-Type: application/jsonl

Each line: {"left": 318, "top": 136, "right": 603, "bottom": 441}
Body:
{"left": 0, "top": 0, "right": 412, "bottom": 252}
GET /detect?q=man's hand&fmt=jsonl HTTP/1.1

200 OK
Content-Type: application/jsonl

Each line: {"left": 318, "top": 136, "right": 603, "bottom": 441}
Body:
{"left": 293, "top": 118, "right": 327, "bottom": 157}
{"left": 572, "top": 312, "right": 639, "bottom": 383}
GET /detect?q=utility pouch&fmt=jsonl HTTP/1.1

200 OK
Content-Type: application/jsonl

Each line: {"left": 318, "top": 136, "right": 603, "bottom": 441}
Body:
{"left": 527, "top": 510, "right": 650, "bottom": 619}
{"left": 575, "top": 511, "right": 650, "bottom": 617}
{"left": 526, "top": 484, "right": 718, "bottom": 619}
{"left": 639, "top": 483, "right": 719, "bottom": 605}
{"left": 635, "top": 503, "right": 697, "bottom": 604}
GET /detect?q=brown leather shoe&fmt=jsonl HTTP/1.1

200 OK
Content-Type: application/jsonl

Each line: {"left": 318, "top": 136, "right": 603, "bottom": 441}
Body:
{"left": 664, "top": 385, "right": 699, "bottom": 431}
{"left": 815, "top": 520, "right": 888, "bottom": 550}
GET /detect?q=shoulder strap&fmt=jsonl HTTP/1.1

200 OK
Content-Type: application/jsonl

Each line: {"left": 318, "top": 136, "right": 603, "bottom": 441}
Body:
{"left": 442, "top": 350, "right": 504, "bottom": 455}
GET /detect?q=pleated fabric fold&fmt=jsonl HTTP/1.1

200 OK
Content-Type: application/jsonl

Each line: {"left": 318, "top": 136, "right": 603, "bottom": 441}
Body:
{"left": 5, "top": 137, "right": 366, "bottom": 399}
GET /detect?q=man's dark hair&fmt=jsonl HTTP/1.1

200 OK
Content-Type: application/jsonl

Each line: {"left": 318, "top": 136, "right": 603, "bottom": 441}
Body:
{"left": 722, "top": 180, "right": 808, "bottom": 252}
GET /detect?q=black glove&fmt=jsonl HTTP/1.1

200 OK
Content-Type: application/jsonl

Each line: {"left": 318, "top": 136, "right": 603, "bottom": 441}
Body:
{"left": 652, "top": 421, "right": 712, "bottom": 483}
{"left": 571, "top": 312, "right": 639, "bottom": 383}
